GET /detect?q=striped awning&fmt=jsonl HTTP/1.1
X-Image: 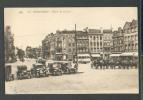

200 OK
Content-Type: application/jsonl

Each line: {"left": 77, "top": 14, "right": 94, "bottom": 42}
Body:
{"left": 77, "top": 54, "right": 90, "bottom": 56}
{"left": 120, "top": 52, "right": 138, "bottom": 56}
{"left": 91, "top": 54, "right": 100, "bottom": 57}
{"left": 110, "top": 54, "right": 121, "bottom": 57}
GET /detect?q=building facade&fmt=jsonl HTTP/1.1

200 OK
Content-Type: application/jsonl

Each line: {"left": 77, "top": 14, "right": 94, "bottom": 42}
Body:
{"left": 42, "top": 30, "right": 76, "bottom": 61}
{"left": 42, "top": 33, "right": 55, "bottom": 60}
{"left": 4, "top": 26, "right": 16, "bottom": 62}
{"left": 76, "top": 30, "right": 89, "bottom": 54}
{"left": 55, "top": 30, "right": 76, "bottom": 61}
{"left": 42, "top": 19, "right": 138, "bottom": 61}
{"left": 123, "top": 20, "right": 138, "bottom": 53}
{"left": 88, "top": 29, "right": 103, "bottom": 56}
{"left": 103, "top": 29, "right": 113, "bottom": 59}
{"left": 112, "top": 27, "right": 124, "bottom": 53}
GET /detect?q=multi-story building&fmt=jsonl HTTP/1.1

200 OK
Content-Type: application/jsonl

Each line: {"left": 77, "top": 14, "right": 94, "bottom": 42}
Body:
{"left": 42, "top": 30, "right": 76, "bottom": 61}
{"left": 112, "top": 27, "right": 124, "bottom": 53}
{"left": 55, "top": 30, "right": 76, "bottom": 61}
{"left": 103, "top": 29, "right": 113, "bottom": 59}
{"left": 76, "top": 30, "right": 90, "bottom": 63}
{"left": 42, "top": 19, "right": 138, "bottom": 61}
{"left": 42, "top": 33, "right": 55, "bottom": 60}
{"left": 88, "top": 29, "right": 103, "bottom": 59}
{"left": 42, "top": 37, "right": 49, "bottom": 59}
{"left": 123, "top": 19, "right": 138, "bottom": 53}
{"left": 76, "top": 30, "right": 89, "bottom": 54}
{"left": 4, "top": 26, "right": 16, "bottom": 62}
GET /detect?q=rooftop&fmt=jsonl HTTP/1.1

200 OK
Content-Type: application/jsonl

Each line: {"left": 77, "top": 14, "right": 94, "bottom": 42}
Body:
{"left": 88, "top": 29, "right": 101, "bottom": 33}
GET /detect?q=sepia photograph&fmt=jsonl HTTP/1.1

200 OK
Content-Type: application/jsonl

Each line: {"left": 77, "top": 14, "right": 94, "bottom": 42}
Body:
{"left": 4, "top": 7, "right": 139, "bottom": 94}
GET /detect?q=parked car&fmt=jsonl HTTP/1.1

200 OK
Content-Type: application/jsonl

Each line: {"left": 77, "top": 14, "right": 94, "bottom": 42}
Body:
{"left": 5, "top": 64, "right": 14, "bottom": 81}
{"left": 47, "top": 61, "right": 62, "bottom": 76}
{"left": 36, "top": 57, "right": 46, "bottom": 65}
{"left": 31, "top": 63, "right": 49, "bottom": 78}
{"left": 16, "top": 65, "right": 31, "bottom": 80}
{"left": 60, "top": 61, "right": 78, "bottom": 74}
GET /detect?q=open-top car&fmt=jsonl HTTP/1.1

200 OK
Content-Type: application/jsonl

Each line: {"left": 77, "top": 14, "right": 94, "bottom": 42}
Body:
{"left": 31, "top": 63, "right": 49, "bottom": 78}
{"left": 5, "top": 64, "right": 14, "bottom": 81}
{"left": 16, "top": 65, "right": 31, "bottom": 80}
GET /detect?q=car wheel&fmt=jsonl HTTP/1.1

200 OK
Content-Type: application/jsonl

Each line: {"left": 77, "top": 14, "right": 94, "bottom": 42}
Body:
{"left": 45, "top": 71, "right": 49, "bottom": 77}
{"left": 58, "top": 71, "right": 62, "bottom": 76}
{"left": 36, "top": 73, "right": 40, "bottom": 78}
{"left": 28, "top": 74, "right": 31, "bottom": 79}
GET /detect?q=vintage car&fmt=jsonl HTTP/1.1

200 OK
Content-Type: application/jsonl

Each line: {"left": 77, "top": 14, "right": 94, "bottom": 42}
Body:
{"left": 31, "top": 63, "right": 49, "bottom": 78}
{"left": 60, "top": 61, "right": 78, "bottom": 74}
{"left": 36, "top": 57, "right": 46, "bottom": 65}
{"left": 16, "top": 65, "right": 31, "bottom": 80}
{"left": 47, "top": 61, "right": 63, "bottom": 76}
{"left": 5, "top": 64, "right": 14, "bottom": 81}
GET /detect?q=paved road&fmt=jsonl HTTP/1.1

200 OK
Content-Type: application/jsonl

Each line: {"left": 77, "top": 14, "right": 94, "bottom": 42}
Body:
{"left": 5, "top": 59, "right": 139, "bottom": 94}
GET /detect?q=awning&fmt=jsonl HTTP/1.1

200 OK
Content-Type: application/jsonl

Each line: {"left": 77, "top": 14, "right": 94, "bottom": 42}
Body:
{"left": 110, "top": 54, "right": 121, "bottom": 57}
{"left": 56, "top": 53, "right": 68, "bottom": 55}
{"left": 55, "top": 53, "right": 63, "bottom": 55}
{"left": 91, "top": 54, "right": 100, "bottom": 57}
{"left": 120, "top": 52, "right": 138, "bottom": 56}
{"left": 78, "top": 54, "right": 90, "bottom": 57}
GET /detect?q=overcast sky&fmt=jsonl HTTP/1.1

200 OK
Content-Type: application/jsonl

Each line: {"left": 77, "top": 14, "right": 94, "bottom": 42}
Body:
{"left": 4, "top": 7, "right": 137, "bottom": 50}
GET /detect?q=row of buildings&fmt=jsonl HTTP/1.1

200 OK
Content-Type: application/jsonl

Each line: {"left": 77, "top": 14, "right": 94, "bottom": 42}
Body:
{"left": 41, "top": 19, "right": 138, "bottom": 61}
{"left": 25, "top": 46, "right": 42, "bottom": 59}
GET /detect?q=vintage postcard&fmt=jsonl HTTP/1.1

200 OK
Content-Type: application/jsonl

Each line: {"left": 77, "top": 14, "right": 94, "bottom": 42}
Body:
{"left": 4, "top": 7, "right": 139, "bottom": 94}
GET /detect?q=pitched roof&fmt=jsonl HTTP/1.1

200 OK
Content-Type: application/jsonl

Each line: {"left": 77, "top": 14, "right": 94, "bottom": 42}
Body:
{"left": 123, "top": 22, "right": 131, "bottom": 29}
{"left": 130, "top": 19, "right": 137, "bottom": 27}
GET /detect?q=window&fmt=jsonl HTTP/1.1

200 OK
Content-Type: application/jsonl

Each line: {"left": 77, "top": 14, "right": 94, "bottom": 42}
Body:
{"left": 93, "top": 36, "right": 95, "bottom": 40}
{"left": 100, "top": 36, "right": 102, "bottom": 40}
{"left": 100, "top": 42, "right": 102, "bottom": 46}
{"left": 97, "top": 42, "right": 99, "bottom": 46}
{"left": 90, "top": 42, "right": 92, "bottom": 46}
{"left": 94, "top": 42, "right": 96, "bottom": 46}
{"left": 128, "top": 36, "right": 130, "bottom": 41}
